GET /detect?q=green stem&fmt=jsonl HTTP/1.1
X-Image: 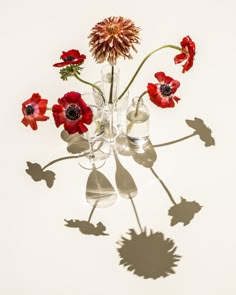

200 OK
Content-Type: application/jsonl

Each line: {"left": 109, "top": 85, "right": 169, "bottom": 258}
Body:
{"left": 108, "top": 65, "right": 114, "bottom": 104}
{"left": 73, "top": 72, "right": 104, "bottom": 99}
{"left": 117, "top": 45, "right": 183, "bottom": 101}
{"left": 46, "top": 106, "right": 52, "bottom": 111}
{"left": 134, "top": 90, "right": 148, "bottom": 117}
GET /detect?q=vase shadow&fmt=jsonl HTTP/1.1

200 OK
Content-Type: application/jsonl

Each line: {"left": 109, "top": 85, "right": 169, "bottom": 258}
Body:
{"left": 114, "top": 153, "right": 138, "bottom": 199}
{"left": 86, "top": 168, "right": 117, "bottom": 208}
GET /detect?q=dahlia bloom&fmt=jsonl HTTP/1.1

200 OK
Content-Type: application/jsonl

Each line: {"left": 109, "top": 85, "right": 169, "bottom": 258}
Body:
{"left": 52, "top": 92, "right": 92, "bottom": 134}
{"left": 88, "top": 16, "right": 140, "bottom": 65}
{"left": 53, "top": 49, "right": 86, "bottom": 67}
{"left": 174, "top": 36, "right": 196, "bottom": 73}
{"left": 21, "top": 93, "right": 49, "bottom": 130}
{"left": 147, "top": 72, "right": 181, "bottom": 108}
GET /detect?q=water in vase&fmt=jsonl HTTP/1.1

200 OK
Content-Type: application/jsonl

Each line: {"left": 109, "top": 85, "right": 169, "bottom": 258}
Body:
{"left": 127, "top": 110, "right": 149, "bottom": 146}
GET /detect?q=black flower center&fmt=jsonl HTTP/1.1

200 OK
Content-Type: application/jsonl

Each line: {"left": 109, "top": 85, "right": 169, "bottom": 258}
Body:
{"left": 63, "top": 55, "right": 75, "bottom": 62}
{"left": 26, "top": 104, "right": 35, "bottom": 115}
{"left": 160, "top": 84, "right": 172, "bottom": 96}
{"left": 65, "top": 104, "right": 81, "bottom": 120}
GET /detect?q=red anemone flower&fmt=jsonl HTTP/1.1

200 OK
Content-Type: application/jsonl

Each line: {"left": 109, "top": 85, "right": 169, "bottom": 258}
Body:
{"left": 21, "top": 93, "right": 49, "bottom": 130}
{"left": 53, "top": 49, "right": 86, "bottom": 67}
{"left": 147, "top": 72, "right": 181, "bottom": 108}
{"left": 174, "top": 36, "right": 196, "bottom": 73}
{"left": 52, "top": 92, "right": 92, "bottom": 134}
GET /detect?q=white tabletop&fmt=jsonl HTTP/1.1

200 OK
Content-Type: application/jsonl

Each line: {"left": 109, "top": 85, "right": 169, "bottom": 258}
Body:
{"left": 1, "top": 0, "right": 235, "bottom": 294}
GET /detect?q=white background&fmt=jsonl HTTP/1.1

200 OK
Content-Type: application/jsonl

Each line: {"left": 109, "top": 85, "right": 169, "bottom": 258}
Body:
{"left": 1, "top": 0, "right": 236, "bottom": 294}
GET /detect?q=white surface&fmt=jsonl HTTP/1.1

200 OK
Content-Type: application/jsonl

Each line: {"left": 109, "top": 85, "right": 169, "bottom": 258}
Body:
{"left": 1, "top": 0, "right": 236, "bottom": 294}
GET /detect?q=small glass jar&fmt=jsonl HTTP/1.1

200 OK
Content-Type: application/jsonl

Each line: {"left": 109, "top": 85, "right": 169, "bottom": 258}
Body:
{"left": 126, "top": 96, "right": 150, "bottom": 146}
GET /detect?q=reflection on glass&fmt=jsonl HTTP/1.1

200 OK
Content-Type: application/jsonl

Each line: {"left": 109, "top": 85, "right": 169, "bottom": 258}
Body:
{"left": 78, "top": 92, "right": 107, "bottom": 170}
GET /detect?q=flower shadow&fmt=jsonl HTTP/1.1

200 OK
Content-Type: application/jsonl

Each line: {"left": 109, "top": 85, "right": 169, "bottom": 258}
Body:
{"left": 61, "top": 129, "right": 105, "bottom": 155}
{"left": 168, "top": 197, "right": 202, "bottom": 226}
{"left": 153, "top": 117, "right": 215, "bottom": 148}
{"left": 64, "top": 219, "right": 109, "bottom": 236}
{"left": 117, "top": 228, "right": 181, "bottom": 279}
{"left": 185, "top": 117, "right": 215, "bottom": 147}
{"left": 150, "top": 168, "right": 202, "bottom": 226}
{"left": 25, "top": 162, "right": 55, "bottom": 188}
{"left": 61, "top": 130, "right": 89, "bottom": 154}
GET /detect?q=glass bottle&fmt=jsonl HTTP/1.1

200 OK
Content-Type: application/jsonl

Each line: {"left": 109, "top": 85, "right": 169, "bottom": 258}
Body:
{"left": 126, "top": 96, "right": 150, "bottom": 146}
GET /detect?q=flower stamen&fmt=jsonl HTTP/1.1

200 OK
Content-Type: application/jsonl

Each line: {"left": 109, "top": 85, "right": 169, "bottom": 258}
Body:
{"left": 26, "top": 104, "right": 35, "bottom": 115}
{"left": 160, "top": 84, "right": 172, "bottom": 96}
{"left": 65, "top": 104, "right": 81, "bottom": 120}
{"left": 63, "top": 56, "right": 75, "bottom": 62}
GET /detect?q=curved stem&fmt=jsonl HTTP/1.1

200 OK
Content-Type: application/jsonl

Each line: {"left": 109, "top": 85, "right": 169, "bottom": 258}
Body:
{"left": 117, "top": 45, "right": 183, "bottom": 101}
{"left": 42, "top": 155, "right": 80, "bottom": 171}
{"left": 134, "top": 90, "right": 148, "bottom": 117}
{"left": 153, "top": 132, "right": 197, "bottom": 148}
{"left": 130, "top": 196, "right": 143, "bottom": 233}
{"left": 73, "top": 72, "right": 104, "bottom": 99}
{"left": 150, "top": 167, "right": 177, "bottom": 205}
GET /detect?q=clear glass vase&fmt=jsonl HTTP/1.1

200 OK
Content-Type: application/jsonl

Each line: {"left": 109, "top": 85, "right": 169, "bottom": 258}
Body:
{"left": 100, "top": 65, "right": 129, "bottom": 154}
{"left": 126, "top": 96, "right": 150, "bottom": 146}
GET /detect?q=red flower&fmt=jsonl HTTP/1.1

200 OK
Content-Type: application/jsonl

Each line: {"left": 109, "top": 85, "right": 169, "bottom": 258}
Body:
{"left": 53, "top": 49, "right": 86, "bottom": 67}
{"left": 174, "top": 36, "right": 196, "bottom": 73}
{"left": 21, "top": 93, "right": 49, "bottom": 130}
{"left": 52, "top": 92, "right": 93, "bottom": 134}
{"left": 147, "top": 72, "right": 181, "bottom": 108}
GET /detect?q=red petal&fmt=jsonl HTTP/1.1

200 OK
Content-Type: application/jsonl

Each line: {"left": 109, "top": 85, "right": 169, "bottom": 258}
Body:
{"left": 170, "top": 79, "right": 180, "bottom": 93}
{"left": 21, "top": 117, "right": 29, "bottom": 127}
{"left": 34, "top": 114, "right": 49, "bottom": 121}
{"left": 64, "top": 120, "right": 78, "bottom": 134}
{"left": 81, "top": 106, "right": 93, "bottom": 124}
{"left": 147, "top": 83, "right": 158, "bottom": 96}
{"left": 164, "top": 75, "right": 173, "bottom": 84}
{"left": 173, "top": 96, "right": 181, "bottom": 103}
{"left": 174, "top": 52, "right": 187, "bottom": 64}
{"left": 53, "top": 61, "right": 70, "bottom": 67}
{"left": 37, "top": 99, "right": 48, "bottom": 115}
{"left": 52, "top": 104, "right": 65, "bottom": 127}
{"left": 30, "top": 93, "right": 42, "bottom": 104}
{"left": 24, "top": 116, "right": 38, "bottom": 130}
{"left": 154, "top": 72, "right": 165, "bottom": 82}
{"left": 77, "top": 121, "right": 88, "bottom": 134}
